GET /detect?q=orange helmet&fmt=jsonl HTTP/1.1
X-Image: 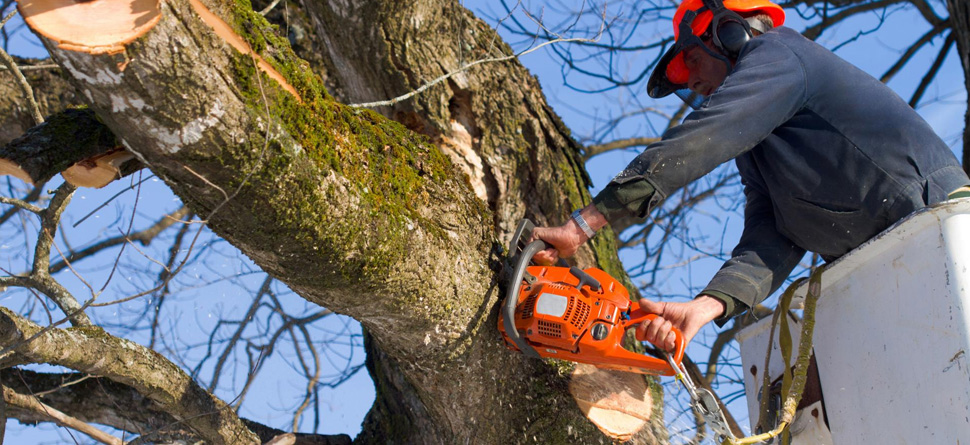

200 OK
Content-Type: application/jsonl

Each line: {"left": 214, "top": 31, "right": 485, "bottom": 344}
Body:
{"left": 647, "top": 0, "right": 785, "bottom": 101}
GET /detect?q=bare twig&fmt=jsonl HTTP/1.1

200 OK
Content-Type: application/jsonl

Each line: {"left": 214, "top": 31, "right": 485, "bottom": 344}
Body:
{"left": 0, "top": 196, "right": 43, "bottom": 214}
{"left": 349, "top": 35, "right": 605, "bottom": 108}
{"left": 909, "top": 32, "right": 955, "bottom": 108}
{"left": 259, "top": 0, "right": 283, "bottom": 16}
{"left": 3, "top": 385, "right": 123, "bottom": 445}
{"left": 0, "top": 63, "right": 59, "bottom": 71}
{"left": 0, "top": 10, "right": 43, "bottom": 125}
{"left": 584, "top": 137, "right": 659, "bottom": 160}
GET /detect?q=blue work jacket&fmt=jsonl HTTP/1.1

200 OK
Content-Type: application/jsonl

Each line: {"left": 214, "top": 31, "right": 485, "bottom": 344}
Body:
{"left": 592, "top": 26, "right": 969, "bottom": 315}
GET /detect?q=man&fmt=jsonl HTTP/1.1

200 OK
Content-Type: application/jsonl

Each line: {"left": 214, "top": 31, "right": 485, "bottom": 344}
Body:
{"left": 532, "top": 0, "right": 970, "bottom": 351}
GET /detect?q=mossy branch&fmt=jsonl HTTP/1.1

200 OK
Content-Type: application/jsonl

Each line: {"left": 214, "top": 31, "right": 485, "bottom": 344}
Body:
{"left": 0, "top": 307, "right": 260, "bottom": 444}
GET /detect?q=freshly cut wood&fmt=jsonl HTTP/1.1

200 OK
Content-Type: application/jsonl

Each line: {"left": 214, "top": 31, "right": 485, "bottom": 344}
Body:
{"left": 61, "top": 148, "right": 135, "bottom": 188}
{"left": 569, "top": 364, "right": 653, "bottom": 441}
{"left": 17, "top": 0, "right": 161, "bottom": 55}
{"left": 0, "top": 159, "right": 33, "bottom": 184}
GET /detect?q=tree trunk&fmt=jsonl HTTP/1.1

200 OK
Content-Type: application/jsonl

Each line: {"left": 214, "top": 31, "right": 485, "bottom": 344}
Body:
{"left": 11, "top": 0, "right": 666, "bottom": 443}
{"left": 948, "top": 0, "right": 970, "bottom": 174}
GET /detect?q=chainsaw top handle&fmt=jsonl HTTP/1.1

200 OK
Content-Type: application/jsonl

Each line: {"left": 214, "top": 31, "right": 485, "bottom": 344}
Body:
{"left": 624, "top": 308, "right": 687, "bottom": 365}
{"left": 503, "top": 221, "right": 546, "bottom": 358}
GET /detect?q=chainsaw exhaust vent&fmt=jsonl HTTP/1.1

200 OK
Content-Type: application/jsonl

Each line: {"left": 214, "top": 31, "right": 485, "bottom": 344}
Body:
{"left": 521, "top": 293, "right": 538, "bottom": 319}
{"left": 537, "top": 320, "right": 563, "bottom": 338}
{"left": 566, "top": 298, "right": 591, "bottom": 329}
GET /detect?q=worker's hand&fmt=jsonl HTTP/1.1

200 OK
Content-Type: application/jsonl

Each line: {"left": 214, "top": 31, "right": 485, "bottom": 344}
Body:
{"left": 530, "top": 205, "right": 608, "bottom": 265}
{"left": 634, "top": 295, "right": 726, "bottom": 351}
{"left": 530, "top": 222, "right": 586, "bottom": 265}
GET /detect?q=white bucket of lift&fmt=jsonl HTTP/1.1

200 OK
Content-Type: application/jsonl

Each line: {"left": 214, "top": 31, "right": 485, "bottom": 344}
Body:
{"left": 738, "top": 199, "right": 970, "bottom": 444}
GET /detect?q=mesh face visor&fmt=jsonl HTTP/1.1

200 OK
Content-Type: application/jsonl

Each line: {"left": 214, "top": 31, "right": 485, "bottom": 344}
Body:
{"left": 646, "top": 11, "right": 706, "bottom": 100}
{"left": 646, "top": 7, "right": 737, "bottom": 109}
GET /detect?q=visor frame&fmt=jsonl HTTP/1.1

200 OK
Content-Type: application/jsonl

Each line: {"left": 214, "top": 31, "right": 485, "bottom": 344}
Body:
{"left": 646, "top": 10, "right": 708, "bottom": 99}
{"left": 646, "top": 4, "right": 744, "bottom": 104}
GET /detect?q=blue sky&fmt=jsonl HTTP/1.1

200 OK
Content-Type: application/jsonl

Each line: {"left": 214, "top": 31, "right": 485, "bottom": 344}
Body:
{"left": 2, "top": 0, "right": 966, "bottom": 442}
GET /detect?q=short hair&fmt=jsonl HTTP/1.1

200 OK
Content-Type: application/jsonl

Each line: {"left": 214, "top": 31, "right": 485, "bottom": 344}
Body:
{"left": 744, "top": 13, "right": 775, "bottom": 35}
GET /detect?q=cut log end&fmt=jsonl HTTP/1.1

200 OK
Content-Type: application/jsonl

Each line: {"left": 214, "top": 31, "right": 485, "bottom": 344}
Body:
{"left": 0, "top": 159, "right": 34, "bottom": 185}
{"left": 17, "top": 0, "right": 162, "bottom": 55}
{"left": 61, "top": 149, "right": 134, "bottom": 188}
{"left": 569, "top": 364, "right": 653, "bottom": 441}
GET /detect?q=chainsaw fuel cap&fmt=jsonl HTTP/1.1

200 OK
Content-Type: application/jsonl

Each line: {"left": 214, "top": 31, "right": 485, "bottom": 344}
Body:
{"left": 591, "top": 322, "right": 610, "bottom": 341}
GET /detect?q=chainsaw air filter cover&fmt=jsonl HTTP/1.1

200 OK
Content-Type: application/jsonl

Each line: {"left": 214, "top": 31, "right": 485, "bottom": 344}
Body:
{"left": 499, "top": 265, "right": 683, "bottom": 376}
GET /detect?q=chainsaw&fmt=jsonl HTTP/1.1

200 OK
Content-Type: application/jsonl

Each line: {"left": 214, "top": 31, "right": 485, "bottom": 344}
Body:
{"left": 497, "top": 219, "right": 685, "bottom": 375}
{"left": 497, "top": 219, "right": 739, "bottom": 442}
{"left": 498, "top": 219, "right": 737, "bottom": 443}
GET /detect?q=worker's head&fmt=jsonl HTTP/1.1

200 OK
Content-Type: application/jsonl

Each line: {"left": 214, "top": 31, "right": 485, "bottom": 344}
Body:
{"left": 647, "top": 0, "right": 785, "bottom": 107}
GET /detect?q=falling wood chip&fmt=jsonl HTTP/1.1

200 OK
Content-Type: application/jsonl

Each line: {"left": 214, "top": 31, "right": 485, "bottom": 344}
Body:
{"left": 61, "top": 149, "right": 135, "bottom": 188}
{"left": 17, "top": 0, "right": 162, "bottom": 55}
{"left": 265, "top": 433, "right": 296, "bottom": 445}
{"left": 569, "top": 363, "right": 653, "bottom": 442}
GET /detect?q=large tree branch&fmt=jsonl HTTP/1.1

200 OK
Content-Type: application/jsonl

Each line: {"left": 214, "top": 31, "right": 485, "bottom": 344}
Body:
{"left": 0, "top": 307, "right": 259, "bottom": 444}
{"left": 1, "top": 368, "right": 352, "bottom": 444}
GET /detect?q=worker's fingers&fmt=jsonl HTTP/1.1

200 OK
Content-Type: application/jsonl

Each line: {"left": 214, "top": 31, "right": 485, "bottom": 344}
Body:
{"left": 636, "top": 317, "right": 676, "bottom": 352}
{"left": 637, "top": 298, "right": 666, "bottom": 317}
{"left": 531, "top": 247, "right": 559, "bottom": 266}
{"left": 636, "top": 317, "right": 662, "bottom": 343}
{"left": 664, "top": 330, "right": 677, "bottom": 352}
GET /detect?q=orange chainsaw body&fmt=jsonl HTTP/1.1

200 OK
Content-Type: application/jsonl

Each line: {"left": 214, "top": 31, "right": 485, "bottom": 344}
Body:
{"left": 498, "top": 264, "right": 684, "bottom": 376}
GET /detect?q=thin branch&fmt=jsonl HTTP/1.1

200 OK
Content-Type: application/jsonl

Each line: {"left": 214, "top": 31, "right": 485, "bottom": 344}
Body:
{"left": 0, "top": 182, "right": 46, "bottom": 225}
{"left": 0, "top": 195, "right": 43, "bottom": 214}
{"left": 909, "top": 31, "right": 955, "bottom": 108}
{"left": 3, "top": 385, "right": 123, "bottom": 445}
{"left": 880, "top": 20, "right": 949, "bottom": 83}
{"left": 259, "top": 0, "right": 283, "bottom": 16}
{"left": 584, "top": 136, "right": 658, "bottom": 160}
{"left": 800, "top": 0, "right": 901, "bottom": 41}
{"left": 0, "top": 10, "right": 43, "bottom": 125}
{"left": 0, "top": 63, "right": 59, "bottom": 71}
{"left": 349, "top": 35, "right": 605, "bottom": 108}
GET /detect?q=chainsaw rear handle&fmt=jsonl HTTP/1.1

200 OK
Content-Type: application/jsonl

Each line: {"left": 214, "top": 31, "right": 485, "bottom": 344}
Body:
{"left": 624, "top": 309, "right": 687, "bottom": 365}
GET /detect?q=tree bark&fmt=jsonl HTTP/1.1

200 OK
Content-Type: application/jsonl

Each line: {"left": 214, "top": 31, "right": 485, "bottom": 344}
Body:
{"left": 948, "top": 0, "right": 970, "bottom": 174}
{"left": 0, "top": 57, "right": 80, "bottom": 146}
{"left": 8, "top": 0, "right": 665, "bottom": 442}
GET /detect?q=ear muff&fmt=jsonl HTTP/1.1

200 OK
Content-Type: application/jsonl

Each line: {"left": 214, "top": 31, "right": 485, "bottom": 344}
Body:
{"left": 715, "top": 19, "right": 751, "bottom": 57}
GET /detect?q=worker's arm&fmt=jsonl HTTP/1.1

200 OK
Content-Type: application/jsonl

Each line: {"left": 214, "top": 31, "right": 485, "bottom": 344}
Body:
{"left": 701, "top": 182, "right": 806, "bottom": 320}
{"left": 589, "top": 35, "right": 808, "bottom": 228}
{"left": 635, "top": 182, "right": 804, "bottom": 350}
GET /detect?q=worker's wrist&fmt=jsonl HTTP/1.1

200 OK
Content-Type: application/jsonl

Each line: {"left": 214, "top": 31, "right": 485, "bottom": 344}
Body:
{"left": 692, "top": 294, "right": 728, "bottom": 322}
{"left": 565, "top": 218, "right": 590, "bottom": 243}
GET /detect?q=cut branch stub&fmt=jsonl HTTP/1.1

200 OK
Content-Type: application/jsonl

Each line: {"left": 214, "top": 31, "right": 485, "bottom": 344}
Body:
{"left": 17, "top": 0, "right": 162, "bottom": 55}
{"left": 0, "top": 108, "right": 135, "bottom": 187}
{"left": 61, "top": 148, "right": 135, "bottom": 188}
{"left": 569, "top": 364, "right": 654, "bottom": 441}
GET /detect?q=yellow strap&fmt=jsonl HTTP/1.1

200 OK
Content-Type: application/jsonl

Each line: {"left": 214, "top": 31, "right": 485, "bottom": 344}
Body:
{"left": 732, "top": 257, "right": 824, "bottom": 445}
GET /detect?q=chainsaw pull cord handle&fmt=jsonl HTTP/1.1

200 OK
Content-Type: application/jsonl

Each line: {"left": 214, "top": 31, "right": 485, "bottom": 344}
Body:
{"left": 503, "top": 238, "right": 548, "bottom": 359}
{"left": 623, "top": 309, "right": 687, "bottom": 366}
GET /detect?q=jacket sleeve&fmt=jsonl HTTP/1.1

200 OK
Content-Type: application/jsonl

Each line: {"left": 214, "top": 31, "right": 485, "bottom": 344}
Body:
{"left": 702, "top": 182, "right": 805, "bottom": 318}
{"left": 593, "top": 34, "right": 808, "bottom": 224}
